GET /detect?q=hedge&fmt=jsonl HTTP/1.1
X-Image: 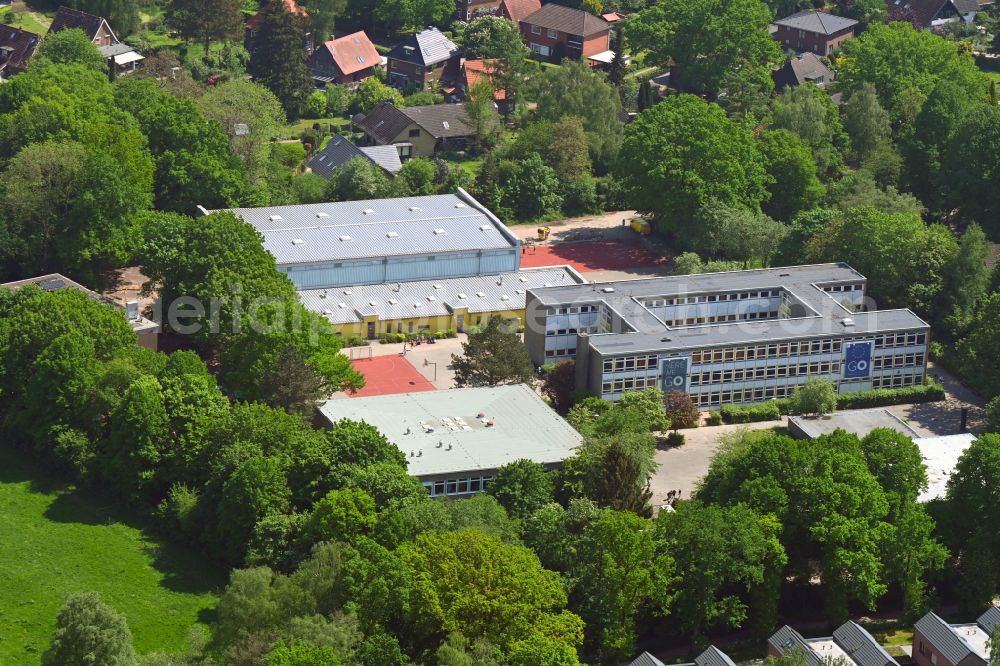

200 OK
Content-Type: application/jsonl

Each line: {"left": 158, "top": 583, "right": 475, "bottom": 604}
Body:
{"left": 718, "top": 382, "right": 945, "bottom": 424}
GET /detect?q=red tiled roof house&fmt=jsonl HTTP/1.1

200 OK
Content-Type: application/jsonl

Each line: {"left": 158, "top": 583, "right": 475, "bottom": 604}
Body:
{"left": 0, "top": 25, "right": 40, "bottom": 81}
{"left": 309, "top": 30, "right": 380, "bottom": 86}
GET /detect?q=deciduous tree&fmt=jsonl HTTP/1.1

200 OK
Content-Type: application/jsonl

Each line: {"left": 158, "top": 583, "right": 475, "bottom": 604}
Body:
{"left": 42, "top": 592, "right": 136, "bottom": 666}
{"left": 452, "top": 317, "right": 535, "bottom": 387}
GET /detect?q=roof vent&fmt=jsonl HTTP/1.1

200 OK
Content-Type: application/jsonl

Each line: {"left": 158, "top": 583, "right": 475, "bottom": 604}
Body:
{"left": 343, "top": 289, "right": 353, "bottom": 295}
{"left": 433, "top": 228, "right": 446, "bottom": 235}
{"left": 479, "top": 224, "right": 492, "bottom": 231}
{"left": 476, "top": 291, "right": 485, "bottom": 297}
{"left": 841, "top": 318, "right": 855, "bottom": 327}
{"left": 660, "top": 337, "right": 672, "bottom": 342}
{"left": 500, "top": 295, "right": 510, "bottom": 301}
{"left": 779, "top": 272, "right": 791, "bottom": 277}
{"left": 292, "top": 238, "right": 304, "bottom": 245}
{"left": 316, "top": 212, "right": 328, "bottom": 218}
{"left": 516, "top": 289, "right": 525, "bottom": 294}
{"left": 433, "top": 284, "right": 442, "bottom": 289}
{"left": 319, "top": 290, "right": 327, "bottom": 299}
{"left": 544, "top": 282, "right": 552, "bottom": 287}
{"left": 455, "top": 203, "right": 466, "bottom": 208}
{"left": 386, "top": 231, "right": 399, "bottom": 238}
{"left": 338, "top": 303, "right": 347, "bottom": 308}
{"left": 322, "top": 308, "right": 332, "bottom": 315}
{"left": 369, "top": 300, "right": 377, "bottom": 306}
{"left": 269, "top": 215, "right": 282, "bottom": 221}
{"left": 601, "top": 287, "right": 616, "bottom": 293}
{"left": 339, "top": 235, "right": 351, "bottom": 241}
{"left": 413, "top": 302, "right": 422, "bottom": 308}
{"left": 457, "top": 293, "right": 467, "bottom": 299}
{"left": 363, "top": 208, "right": 375, "bottom": 215}
{"left": 427, "top": 295, "right": 436, "bottom": 301}
{"left": 389, "top": 298, "right": 398, "bottom": 304}
{"left": 519, "top": 276, "right": 528, "bottom": 282}
{"left": 409, "top": 206, "right": 422, "bottom": 212}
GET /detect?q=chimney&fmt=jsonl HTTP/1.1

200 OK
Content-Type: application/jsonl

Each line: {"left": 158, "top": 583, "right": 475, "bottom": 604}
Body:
{"left": 126, "top": 300, "right": 140, "bottom": 321}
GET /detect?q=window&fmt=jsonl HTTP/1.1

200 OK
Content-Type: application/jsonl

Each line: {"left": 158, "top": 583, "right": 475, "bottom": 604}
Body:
{"left": 409, "top": 128, "right": 420, "bottom": 137}
{"left": 548, "top": 28, "right": 558, "bottom": 38}
{"left": 531, "top": 24, "right": 542, "bottom": 34}
{"left": 398, "top": 144, "right": 412, "bottom": 158}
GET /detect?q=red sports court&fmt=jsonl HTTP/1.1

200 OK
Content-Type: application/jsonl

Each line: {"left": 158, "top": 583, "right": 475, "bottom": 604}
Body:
{"left": 347, "top": 354, "right": 435, "bottom": 397}
{"left": 519, "top": 241, "right": 667, "bottom": 272}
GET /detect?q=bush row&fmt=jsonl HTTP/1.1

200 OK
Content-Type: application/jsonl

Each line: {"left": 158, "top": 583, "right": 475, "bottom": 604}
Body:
{"left": 378, "top": 329, "right": 458, "bottom": 344}
{"left": 718, "top": 382, "right": 945, "bottom": 423}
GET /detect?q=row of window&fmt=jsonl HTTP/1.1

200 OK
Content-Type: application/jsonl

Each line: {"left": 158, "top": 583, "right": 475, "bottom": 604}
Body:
{"left": 689, "top": 361, "right": 840, "bottom": 386}
{"left": 663, "top": 310, "right": 779, "bottom": 327}
{"left": 530, "top": 25, "right": 560, "bottom": 38}
{"left": 822, "top": 283, "right": 864, "bottom": 293}
{"left": 546, "top": 326, "right": 600, "bottom": 336}
{"left": 872, "top": 373, "right": 923, "bottom": 389}
{"left": 422, "top": 476, "right": 494, "bottom": 497}
{"left": 692, "top": 384, "right": 798, "bottom": 407}
{"left": 545, "top": 347, "right": 576, "bottom": 358}
{"left": 601, "top": 375, "right": 661, "bottom": 394}
{"left": 547, "top": 304, "right": 599, "bottom": 315}
{"left": 691, "top": 339, "right": 844, "bottom": 364}
{"left": 603, "top": 354, "right": 662, "bottom": 372}
{"left": 643, "top": 290, "right": 783, "bottom": 307}
{"left": 874, "top": 353, "right": 925, "bottom": 369}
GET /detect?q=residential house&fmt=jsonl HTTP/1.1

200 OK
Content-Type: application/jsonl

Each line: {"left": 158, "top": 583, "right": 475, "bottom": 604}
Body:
{"left": 771, "top": 10, "right": 858, "bottom": 55}
{"left": 458, "top": 0, "right": 502, "bottom": 21}
{"left": 245, "top": 0, "right": 312, "bottom": 56}
{"left": 629, "top": 646, "right": 738, "bottom": 666}
{"left": 464, "top": 58, "right": 511, "bottom": 113}
{"left": 769, "top": 622, "right": 900, "bottom": 666}
{"left": 0, "top": 25, "right": 40, "bottom": 81}
{"left": 48, "top": 6, "right": 144, "bottom": 74}
{"left": 355, "top": 101, "right": 491, "bottom": 158}
{"left": 772, "top": 52, "right": 834, "bottom": 89}
{"left": 306, "top": 134, "right": 403, "bottom": 178}
{"left": 498, "top": 0, "right": 541, "bottom": 24}
{"left": 309, "top": 30, "right": 380, "bottom": 86}
{"left": 519, "top": 3, "right": 611, "bottom": 63}
{"left": 887, "top": 0, "right": 978, "bottom": 28}
{"left": 0, "top": 274, "right": 159, "bottom": 350}
{"left": 386, "top": 27, "right": 461, "bottom": 91}
{"left": 912, "top": 607, "right": 1000, "bottom": 666}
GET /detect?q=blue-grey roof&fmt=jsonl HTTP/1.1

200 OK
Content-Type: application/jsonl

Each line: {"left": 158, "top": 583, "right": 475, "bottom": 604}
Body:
{"left": 978, "top": 606, "right": 1000, "bottom": 634}
{"left": 306, "top": 135, "right": 402, "bottom": 179}
{"left": 834, "top": 621, "right": 898, "bottom": 666}
{"left": 769, "top": 626, "right": 822, "bottom": 666}
{"left": 915, "top": 613, "right": 977, "bottom": 666}
{"left": 773, "top": 10, "right": 858, "bottom": 34}
{"left": 696, "top": 646, "right": 738, "bottom": 666}
{"left": 359, "top": 145, "right": 403, "bottom": 174}
{"left": 628, "top": 653, "right": 667, "bottom": 666}
{"left": 300, "top": 266, "right": 582, "bottom": 325}
{"left": 387, "top": 27, "right": 458, "bottom": 66}
{"left": 213, "top": 189, "right": 518, "bottom": 266}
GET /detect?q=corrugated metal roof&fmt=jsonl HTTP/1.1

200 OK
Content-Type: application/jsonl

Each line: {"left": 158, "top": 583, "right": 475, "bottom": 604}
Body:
{"left": 215, "top": 190, "right": 517, "bottom": 265}
{"left": 318, "top": 384, "right": 584, "bottom": 477}
{"left": 628, "top": 653, "right": 668, "bottom": 666}
{"left": 834, "top": 621, "right": 898, "bottom": 666}
{"left": 696, "top": 646, "right": 738, "bottom": 666}
{"left": 299, "top": 266, "right": 582, "bottom": 325}
{"left": 914, "top": 613, "right": 977, "bottom": 666}
{"left": 769, "top": 626, "right": 822, "bottom": 666}
{"left": 359, "top": 145, "right": 403, "bottom": 173}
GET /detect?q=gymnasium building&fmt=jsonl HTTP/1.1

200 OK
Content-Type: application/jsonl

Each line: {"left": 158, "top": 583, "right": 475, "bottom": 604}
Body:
{"left": 209, "top": 189, "right": 584, "bottom": 337}
{"left": 523, "top": 264, "right": 930, "bottom": 408}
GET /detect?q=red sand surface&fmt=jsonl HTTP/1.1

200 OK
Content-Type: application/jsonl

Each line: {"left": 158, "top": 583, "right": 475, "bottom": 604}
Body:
{"left": 519, "top": 241, "right": 667, "bottom": 272}
{"left": 348, "top": 355, "right": 435, "bottom": 397}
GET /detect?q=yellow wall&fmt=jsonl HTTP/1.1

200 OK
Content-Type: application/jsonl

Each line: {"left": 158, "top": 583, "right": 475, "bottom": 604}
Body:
{"left": 389, "top": 122, "right": 440, "bottom": 158}
{"left": 331, "top": 308, "right": 526, "bottom": 338}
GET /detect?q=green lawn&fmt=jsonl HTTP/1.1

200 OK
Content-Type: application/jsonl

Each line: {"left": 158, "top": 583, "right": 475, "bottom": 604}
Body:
{"left": 447, "top": 155, "right": 485, "bottom": 178}
{"left": 0, "top": 449, "right": 222, "bottom": 664}
{"left": 0, "top": 6, "right": 51, "bottom": 35}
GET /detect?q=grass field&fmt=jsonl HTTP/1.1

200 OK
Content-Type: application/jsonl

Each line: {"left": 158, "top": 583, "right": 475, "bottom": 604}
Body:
{"left": 0, "top": 6, "right": 51, "bottom": 35}
{"left": 0, "top": 448, "right": 222, "bottom": 664}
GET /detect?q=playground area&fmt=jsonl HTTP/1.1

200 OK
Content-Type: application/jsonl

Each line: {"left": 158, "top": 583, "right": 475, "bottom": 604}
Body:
{"left": 519, "top": 240, "right": 668, "bottom": 273}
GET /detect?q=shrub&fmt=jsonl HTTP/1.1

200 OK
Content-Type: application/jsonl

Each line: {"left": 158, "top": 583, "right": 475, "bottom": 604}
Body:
{"left": 834, "top": 383, "right": 944, "bottom": 410}
{"left": 719, "top": 402, "right": 782, "bottom": 424}
{"left": 342, "top": 335, "right": 369, "bottom": 348}
{"left": 664, "top": 431, "right": 685, "bottom": 447}
{"left": 706, "top": 411, "right": 723, "bottom": 426}
{"left": 986, "top": 396, "right": 1000, "bottom": 433}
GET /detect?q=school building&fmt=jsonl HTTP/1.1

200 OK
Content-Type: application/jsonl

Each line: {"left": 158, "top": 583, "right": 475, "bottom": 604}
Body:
{"left": 523, "top": 264, "right": 930, "bottom": 408}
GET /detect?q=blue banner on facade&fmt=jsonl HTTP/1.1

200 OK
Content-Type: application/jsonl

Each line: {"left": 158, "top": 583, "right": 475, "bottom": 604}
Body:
{"left": 661, "top": 357, "right": 690, "bottom": 391}
{"left": 843, "top": 341, "right": 873, "bottom": 379}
